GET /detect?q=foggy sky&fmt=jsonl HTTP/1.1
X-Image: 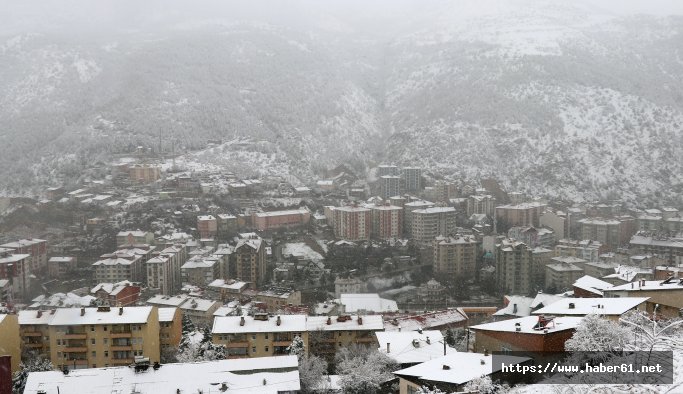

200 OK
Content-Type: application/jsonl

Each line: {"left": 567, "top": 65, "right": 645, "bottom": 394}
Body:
{"left": 2, "top": 0, "right": 683, "bottom": 37}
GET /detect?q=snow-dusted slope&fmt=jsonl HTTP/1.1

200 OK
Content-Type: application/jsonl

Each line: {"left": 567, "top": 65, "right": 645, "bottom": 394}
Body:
{"left": 0, "top": 1, "right": 682, "bottom": 205}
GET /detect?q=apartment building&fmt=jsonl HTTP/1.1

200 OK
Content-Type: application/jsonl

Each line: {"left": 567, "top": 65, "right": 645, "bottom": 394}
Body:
{"left": 495, "top": 239, "right": 533, "bottom": 295}
{"left": 252, "top": 209, "right": 311, "bottom": 231}
{"left": 629, "top": 234, "right": 683, "bottom": 266}
{"left": 432, "top": 235, "right": 478, "bottom": 280}
{"left": 377, "top": 165, "right": 399, "bottom": 177}
{"left": 48, "top": 256, "right": 77, "bottom": 279}
{"left": 333, "top": 205, "right": 372, "bottom": 241}
{"left": 508, "top": 226, "right": 555, "bottom": 249}
{"left": 466, "top": 194, "right": 496, "bottom": 217}
{"left": 212, "top": 313, "right": 383, "bottom": 359}
{"left": 217, "top": 214, "right": 238, "bottom": 237}
{"left": 334, "top": 277, "right": 367, "bottom": 298}
{"left": 554, "top": 239, "right": 604, "bottom": 262}
{"left": 197, "top": 215, "right": 218, "bottom": 239}
{"left": 0, "top": 314, "right": 20, "bottom": 373}
{"left": 235, "top": 234, "right": 266, "bottom": 286}
{"left": 545, "top": 262, "right": 584, "bottom": 292}
{"left": 92, "top": 255, "right": 143, "bottom": 284}
{"left": 369, "top": 203, "right": 403, "bottom": 239}
{"left": 379, "top": 176, "right": 401, "bottom": 199}
{"left": 116, "top": 231, "right": 154, "bottom": 247}
{"left": 90, "top": 281, "right": 141, "bottom": 307}
{"left": 128, "top": 164, "right": 161, "bottom": 184}
{"left": 495, "top": 202, "right": 546, "bottom": 229}
{"left": 158, "top": 308, "right": 182, "bottom": 353}
{"left": 0, "top": 238, "right": 48, "bottom": 276}
{"left": 411, "top": 207, "right": 457, "bottom": 243}
{"left": 540, "top": 210, "right": 566, "bottom": 239}
{"left": 181, "top": 258, "right": 220, "bottom": 287}
{"left": 19, "top": 306, "right": 160, "bottom": 370}
{"left": 255, "top": 289, "right": 303, "bottom": 312}
{"left": 578, "top": 218, "right": 622, "bottom": 250}
{"left": 402, "top": 167, "right": 422, "bottom": 192}
{"left": 403, "top": 200, "right": 436, "bottom": 236}
{"left": 0, "top": 249, "right": 31, "bottom": 299}
{"left": 147, "top": 295, "right": 220, "bottom": 328}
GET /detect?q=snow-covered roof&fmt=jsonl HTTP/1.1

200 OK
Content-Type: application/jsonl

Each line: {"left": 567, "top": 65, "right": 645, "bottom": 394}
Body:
{"left": 384, "top": 309, "right": 468, "bottom": 332}
{"left": 48, "top": 257, "right": 75, "bottom": 263}
{"left": 147, "top": 294, "right": 189, "bottom": 307}
{"left": 493, "top": 296, "right": 534, "bottom": 317}
{"left": 339, "top": 294, "right": 399, "bottom": 313}
{"left": 213, "top": 315, "right": 307, "bottom": 334}
{"left": 471, "top": 316, "right": 583, "bottom": 334}
{"left": 158, "top": 308, "right": 178, "bottom": 322}
{"left": 48, "top": 306, "right": 153, "bottom": 326}
{"left": 530, "top": 293, "right": 565, "bottom": 310}
{"left": 254, "top": 208, "right": 309, "bottom": 217}
{"left": 29, "top": 292, "right": 96, "bottom": 309}
{"left": 179, "top": 298, "right": 220, "bottom": 312}
{"left": 116, "top": 230, "right": 149, "bottom": 237}
{"left": 376, "top": 330, "right": 454, "bottom": 364}
{"left": 573, "top": 275, "right": 613, "bottom": 296}
{"left": 306, "top": 315, "right": 384, "bottom": 332}
{"left": 0, "top": 253, "right": 30, "bottom": 264}
{"left": 91, "top": 280, "right": 136, "bottom": 296}
{"left": 394, "top": 352, "right": 529, "bottom": 385}
{"left": 213, "top": 305, "right": 237, "bottom": 317}
{"left": 181, "top": 259, "right": 217, "bottom": 269}
{"left": 605, "top": 279, "right": 683, "bottom": 292}
{"left": 24, "top": 357, "right": 301, "bottom": 394}
{"left": 0, "top": 238, "right": 47, "bottom": 248}
{"left": 197, "top": 215, "right": 216, "bottom": 221}
{"left": 282, "top": 242, "right": 324, "bottom": 261}
{"left": 532, "top": 297, "right": 648, "bottom": 316}
{"left": 208, "top": 279, "right": 248, "bottom": 291}
{"left": 92, "top": 257, "right": 135, "bottom": 266}
{"left": 18, "top": 309, "right": 57, "bottom": 325}
{"left": 413, "top": 207, "right": 456, "bottom": 214}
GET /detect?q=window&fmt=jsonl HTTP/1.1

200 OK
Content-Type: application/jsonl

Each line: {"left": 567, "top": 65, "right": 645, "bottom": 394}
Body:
{"left": 265, "top": 346, "right": 269, "bottom": 352}
{"left": 265, "top": 334, "right": 268, "bottom": 339}
{"left": 90, "top": 325, "right": 95, "bottom": 332}
{"left": 104, "top": 351, "right": 109, "bottom": 357}
{"left": 103, "top": 326, "right": 108, "bottom": 331}
{"left": 91, "top": 351, "right": 96, "bottom": 357}
{"left": 252, "top": 347, "right": 256, "bottom": 353}
{"left": 252, "top": 334, "right": 256, "bottom": 340}
{"left": 91, "top": 338, "right": 96, "bottom": 345}
{"left": 103, "top": 338, "right": 108, "bottom": 345}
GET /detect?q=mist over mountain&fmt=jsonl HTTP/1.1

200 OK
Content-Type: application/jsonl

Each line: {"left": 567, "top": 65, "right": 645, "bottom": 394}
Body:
{"left": 1, "top": 0, "right": 682, "bottom": 206}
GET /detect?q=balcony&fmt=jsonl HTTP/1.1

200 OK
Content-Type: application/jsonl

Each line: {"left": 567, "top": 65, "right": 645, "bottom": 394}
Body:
{"left": 63, "top": 333, "right": 87, "bottom": 340}
{"left": 111, "top": 331, "right": 132, "bottom": 338}
{"left": 65, "top": 359, "right": 88, "bottom": 366}
{"left": 111, "top": 358, "right": 134, "bottom": 365}
{"left": 225, "top": 341, "right": 249, "bottom": 348}
{"left": 25, "top": 343, "right": 43, "bottom": 348}
{"left": 22, "top": 331, "right": 42, "bottom": 337}
{"left": 64, "top": 347, "right": 88, "bottom": 353}
{"left": 110, "top": 346, "right": 133, "bottom": 351}
{"left": 273, "top": 340, "right": 292, "bottom": 347}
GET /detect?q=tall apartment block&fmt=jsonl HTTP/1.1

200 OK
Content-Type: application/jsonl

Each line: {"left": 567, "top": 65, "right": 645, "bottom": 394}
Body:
{"left": 432, "top": 235, "right": 479, "bottom": 280}
{"left": 333, "top": 206, "right": 372, "bottom": 241}
{"left": 495, "top": 239, "right": 533, "bottom": 295}
{"left": 402, "top": 167, "right": 422, "bottom": 192}
{"left": 411, "top": 207, "right": 457, "bottom": 243}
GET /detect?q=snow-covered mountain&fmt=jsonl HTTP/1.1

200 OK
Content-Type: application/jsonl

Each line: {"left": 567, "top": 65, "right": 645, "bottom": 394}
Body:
{"left": 0, "top": 0, "right": 682, "bottom": 206}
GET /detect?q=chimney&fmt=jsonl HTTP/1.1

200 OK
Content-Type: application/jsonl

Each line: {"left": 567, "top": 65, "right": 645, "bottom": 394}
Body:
{"left": 442, "top": 364, "right": 451, "bottom": 370}
{"left": 386, "top": 343, "right": 391, "bottom": 353}
{"left": 358, "top": 316, "right": 363, "bottom": 325}
{"left": 568, "top": 303, "right": 575, "bottom": 309}
{"left": 512, "top": 303, "right": 518, "bottom": 314}
{"left": 240, "top": 316, "right": 245, "bottom": 326}
{"left": 80, "top": 308, "right": 85, "bottom": 316}
{"left": 484, "top": 349, "right": 489, "bottom": 356}
{"left": 327, "top": 317, "right": 331, "bottom": 325}
{"left": 119, "top": 307, "right": 123, "bottom": 315}
{"left": 37, "top": 310, "right": 42, "bottom": 318}
{"left": 276, "top": 316, "right": 281, "bottom": 326}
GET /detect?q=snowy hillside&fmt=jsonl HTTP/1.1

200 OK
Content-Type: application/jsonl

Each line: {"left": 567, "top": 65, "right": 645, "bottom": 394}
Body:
{"left": 0, "top": 0, "right": 682, "bottom": 205}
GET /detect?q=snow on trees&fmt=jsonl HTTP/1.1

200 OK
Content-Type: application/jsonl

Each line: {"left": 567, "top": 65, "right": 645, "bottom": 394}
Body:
{"left": 335, "top": 345, "right": 399, "bottom": 394}
{"left": 13, "top": 357, "right": 53, "bottom": 394}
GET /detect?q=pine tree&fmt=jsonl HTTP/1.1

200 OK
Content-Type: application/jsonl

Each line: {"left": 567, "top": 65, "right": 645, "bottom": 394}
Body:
{"left": 287, "top": 335, "right": 306, "bottom": 360}
{"left": 13, "top": 357, "right": 54, "bottom": 394}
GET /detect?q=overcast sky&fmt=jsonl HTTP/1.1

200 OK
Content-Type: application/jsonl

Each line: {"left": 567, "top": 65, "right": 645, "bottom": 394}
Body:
{"left": 1, "top": 0, "right": 683, "bottom": 36}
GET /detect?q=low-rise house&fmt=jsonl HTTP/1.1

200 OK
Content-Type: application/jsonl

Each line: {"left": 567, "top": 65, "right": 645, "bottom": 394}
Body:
{"left": 532, "top": 297, "right": 648, "bottom": 321}
{"left": 48, "top": 256, "right": 77, "bottom": 278}
{"left": 470, "top": 315, "right": 583, "bottom": 354}
{"left": 376, "top": 330, "right": 455, "bottom": 366}
{"left": 384, "top": 309, "right": 468, "bottom": 332}
{"left": 91, "top": 280, "right": 141, "bottom": 306}
{"left": 394, "top": 352, "right": 529, "bottom": 394}
{"left": 604, "top": 278, "right": 683, "bottom": 317}
{"left": 338, "top": 293, "right": 399, "bottom": 314}
{"left": 24, "top": 356, "right": 301, "bottom": 394}
{"left": 572, "top": 275, "right": 613, "bottom": 298}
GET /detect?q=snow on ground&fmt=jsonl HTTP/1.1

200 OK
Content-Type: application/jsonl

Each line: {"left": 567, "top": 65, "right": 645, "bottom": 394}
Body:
{"left": 282, "top": 242, "right": 323, "bottom": 262}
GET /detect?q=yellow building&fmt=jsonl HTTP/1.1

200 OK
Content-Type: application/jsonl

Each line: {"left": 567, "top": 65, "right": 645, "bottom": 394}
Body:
{"left": 18, "top": 309, "right": 54, "bottom": 359}
{"left": 212, "top": 314, "right": 308, "bottom": 358}
{"left": 18, "top": 306, "right": 160, "bottom": 370}
{"left": 211, "top": 313, "right": 384, "bottom": 359}
{"left": 158, "top": 308, "right": 182, "bottom": 354}
{"left": 0, "top": 314, "right": 21, "bottom": 373}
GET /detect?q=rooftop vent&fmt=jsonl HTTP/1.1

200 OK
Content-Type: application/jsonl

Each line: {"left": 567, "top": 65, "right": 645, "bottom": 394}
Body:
{"left": 240, "top": 316, "right": 245, "bottom": 326}
{"left": 442, "top": 365, "right": 451, "bottom": 370}
{"left": 276, "top": 316, "right": 281, "bottom": 326}
{"left": 515, "top": 322, "right": 521, "bottom": 332}
{"left": 568, "top": 303, "right": 575, "bottom": 309}
{"left": 80, "top": 308, "right": 85, "bottom": 316}
{"left": 358, "top": 316, "right": 363, "bottom": 325}
{"left": 119, "top": 307, "right": 124, "bottom": 315}
{"left": 327, "top": 317, "right": 332, "bottom": 325}
{"left": 412, "top": 339, "right": 420, "bottom": 348}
